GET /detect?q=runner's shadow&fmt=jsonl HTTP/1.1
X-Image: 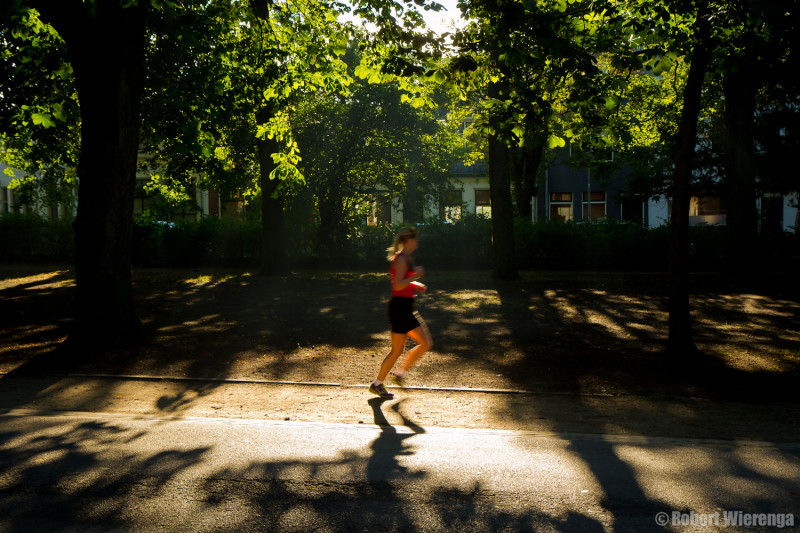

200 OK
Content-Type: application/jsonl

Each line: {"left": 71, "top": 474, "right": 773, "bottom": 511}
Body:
{"left": 366, "top": 398, "right": 426, "bottom": 485}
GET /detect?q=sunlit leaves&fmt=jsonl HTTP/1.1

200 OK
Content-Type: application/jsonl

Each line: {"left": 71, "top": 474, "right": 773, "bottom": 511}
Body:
{"left": 1, "top": 6, "right": 80, "bottom": 211}
{"left": 547, "top": 134, "right": 566, "bottom": 149}
{"left": 136, "top": 0, "right": 353, "bottom": 211}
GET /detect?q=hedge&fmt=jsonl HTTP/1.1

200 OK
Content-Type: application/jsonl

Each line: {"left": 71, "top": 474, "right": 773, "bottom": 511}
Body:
{"left": 0, "top": 213, "right": 75, "bottom": 263}
{"left": 2, "top": 212, "right": 797, "bottom": 271}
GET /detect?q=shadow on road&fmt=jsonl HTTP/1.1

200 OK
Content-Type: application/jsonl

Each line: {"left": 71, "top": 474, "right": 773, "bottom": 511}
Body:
{"left": 2, "top": 268, "right": 800, "bottom": 530}
{"left": 367, "top": 398, "right": 426, "bottom": 485}
{"left": 490, "top": 273, "right": 800, "bottom": 532}
{"left": 0, "top": 402, "right": 615, "bottom": 531}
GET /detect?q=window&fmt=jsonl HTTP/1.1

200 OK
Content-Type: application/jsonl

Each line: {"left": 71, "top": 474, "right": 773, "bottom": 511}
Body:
{"left": 367, "top": 197, "right": 392, "bottom": 226}
{"left": 475, "top": 189, "right": 491, "bottom": 217}
{"left": 440, "top": 189, "right": 463, "bottom": 222}
{"left": 549, "top": 192, "right": 573, "bottom": 221}
{"left": 690, "top": 195, "right": 726, "bottom": 216}
{"left": 689, "top": 194, "right": 726, "bottom": 225}
{"left": 582, "top": 191, "right": 606, "bottom": 221}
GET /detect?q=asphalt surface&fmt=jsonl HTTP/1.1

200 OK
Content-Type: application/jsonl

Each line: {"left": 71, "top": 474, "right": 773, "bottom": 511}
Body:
{"left": 1, "top": 373, "right": 799, "bottom": 532}
{"left": 1, "top": 407, "right": 799, "bottom": 532}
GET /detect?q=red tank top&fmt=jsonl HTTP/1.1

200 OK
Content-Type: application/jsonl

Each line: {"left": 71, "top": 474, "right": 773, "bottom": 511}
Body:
{"left": 390, "top": 254, "right": 416, "bottom": 297}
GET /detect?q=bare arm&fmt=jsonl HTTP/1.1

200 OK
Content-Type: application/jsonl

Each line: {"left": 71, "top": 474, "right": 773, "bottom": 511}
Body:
{"left": 392, "top": 256, "right": 424, "bottom": 291}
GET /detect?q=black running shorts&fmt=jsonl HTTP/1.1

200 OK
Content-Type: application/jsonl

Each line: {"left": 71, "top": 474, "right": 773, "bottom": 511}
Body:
{"left": 387, "top": 296, "right": 421, "bottom": 334}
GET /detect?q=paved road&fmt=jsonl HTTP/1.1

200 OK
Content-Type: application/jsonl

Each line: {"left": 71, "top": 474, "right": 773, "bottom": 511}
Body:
{"left": 1, "top": 403, "right": 799, "bottom": 532}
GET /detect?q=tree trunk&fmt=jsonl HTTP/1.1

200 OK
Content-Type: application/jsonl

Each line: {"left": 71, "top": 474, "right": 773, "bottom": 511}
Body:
{"left": 251, "top": 1, "right": 287, "bottom": 275}
{"left": 723, "top": 68, "right": 759, "bottom": 279}
{"left": 512, "top": 143, "right": 543, "bottom": 220}
{"left": 256, "top": 106, "right": 287, "bottom": 275}
{"left": 403, "top": 173, "right": 420, "bottom": 223}
{"left": 34, "top": 0, "right": 146, "bottom": 351}
{"left": 487, "top": 81, "right": 519, "bottom": 281}
{"left": 316, "top": 192, "right": 348, "bottom": 263}
{"left": 668, "top": 31, "right": 710, "bottom": 357}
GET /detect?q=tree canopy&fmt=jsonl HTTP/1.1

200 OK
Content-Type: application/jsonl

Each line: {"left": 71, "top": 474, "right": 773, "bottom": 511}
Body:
{"left": 1, "top": 0, "right": 799, "bottom": 355}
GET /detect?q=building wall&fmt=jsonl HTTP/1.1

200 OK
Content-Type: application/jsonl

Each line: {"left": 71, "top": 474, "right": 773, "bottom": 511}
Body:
{"left": 0, "top": 162, "right": 76, "bottom": 218}
{"left": 455, "top": 175, "right": 491, "bottom": 218}
{"left": 534, "top": 162, "right": 631, "bottom": 223}
{"left": 784, "top": 193, "right": 799, "bottom": 232}
{"left": 646, "top": 193, "right": 799, "bottom": 233}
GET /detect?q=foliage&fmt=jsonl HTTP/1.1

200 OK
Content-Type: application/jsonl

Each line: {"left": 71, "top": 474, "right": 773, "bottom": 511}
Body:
{"left": 0, "top": 212, "right": 74, "bottom": 262}
{"left": 0, "top": 7, "right": 79, "bottom": 211}
{"left": 139, "top": 0, "right": 352, "bottom": 209}
{"left": 131, "top": 216, "right": 261, "bottom": 267}
{"left": 414, "top": 216, "right": 493, "bottom": 268}
{"left": 291, "top": 47, "right": 466, "bottom": 256}
{"left": 515, "top": 218, "right": 661, "bottom": 271}
{"left": 9, "top": 213, "right": 795, "bottom": 272}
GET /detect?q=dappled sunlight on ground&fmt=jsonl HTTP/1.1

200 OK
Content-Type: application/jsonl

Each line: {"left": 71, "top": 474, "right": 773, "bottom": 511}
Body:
{"left": 183, "top": 272, "right": 253, "bottom": 287}
{"left": 2, "top": 267, "right": 799, "bottom": 399}
{"left": 3, "top": 268, "right": 800, "bottom": 532}
{"left": 0, "top": 269, "right": 73, "bottom": 288}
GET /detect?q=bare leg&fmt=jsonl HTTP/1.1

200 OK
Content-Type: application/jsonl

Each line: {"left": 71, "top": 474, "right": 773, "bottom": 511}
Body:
{"left": 377, "top": 332, "right": 407, "bottom": 382}
{"left": 397, "top": 320, "right": 432, "bottom": 375}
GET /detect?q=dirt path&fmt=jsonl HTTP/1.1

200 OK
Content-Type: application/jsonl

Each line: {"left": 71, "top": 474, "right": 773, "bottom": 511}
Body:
{"left": 2, "top": 373, "right": 800, "bottom": 445}
{"left": 2, "top": 267, "right": 799, "bottom": 442}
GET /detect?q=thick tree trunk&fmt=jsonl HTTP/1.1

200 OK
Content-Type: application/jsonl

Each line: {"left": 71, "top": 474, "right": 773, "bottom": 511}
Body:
{"left": 668, "top": 34, "right": 710, "bottom": 357}
{"left": 256, "top": 107, "right": 287, "bottom": 275}
{"left": 487, "top": 81, "right": 519, "bottom": 281}
{"left": 34, "top": 1, "right": 146, "bottom": 350}
{"left": 723, "top": 69, "right": 759, "bottom": 279}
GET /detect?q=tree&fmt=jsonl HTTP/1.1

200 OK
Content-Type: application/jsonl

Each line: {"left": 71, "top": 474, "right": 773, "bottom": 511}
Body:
{"left": 293, "top": 47, "right": 461, "bottom": 259}
{"left": 668, "top": 12, "right": 711, "bottom": 357}
{"left": 447, "top": 0, "right": 629, "bottom": 279}
{"left": 607, "top": 0, "right": 800, "bottom": 353}
{"left": 2, "top": 0, "right": 443, "bottom": 353}
{"left": 447, "top": 0, "right": 748, "bottom": 353}
{"left": 3, "top": 0, "right": 150, "bottom": 351}
{"left": 718, "top": 1, "right": 800, "bottom": 277}
{"left": 139, "top": 0, "right": 350, "bottom": 274}
{"left": 0, "top": 8, "right": 80, "bottom": 213}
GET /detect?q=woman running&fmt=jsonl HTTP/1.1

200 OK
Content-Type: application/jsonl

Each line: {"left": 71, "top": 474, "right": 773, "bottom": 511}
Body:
{"left": 369, "top": 227, "right": 433, "bottom": 399}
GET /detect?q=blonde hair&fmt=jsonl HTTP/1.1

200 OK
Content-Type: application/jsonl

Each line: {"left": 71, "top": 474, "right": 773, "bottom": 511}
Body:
{"left": 386, "top": 227, "right": 418, "bottom": 261}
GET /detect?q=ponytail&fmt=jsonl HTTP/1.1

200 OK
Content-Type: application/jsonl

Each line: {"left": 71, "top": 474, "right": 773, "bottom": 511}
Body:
{"left": 386, "top": 227, "right": 418, "bottom": 261}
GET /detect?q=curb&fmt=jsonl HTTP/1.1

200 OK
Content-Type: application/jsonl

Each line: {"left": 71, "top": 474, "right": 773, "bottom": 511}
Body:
{"left": 0, "top": 371, "right": 622, "bottom": 398}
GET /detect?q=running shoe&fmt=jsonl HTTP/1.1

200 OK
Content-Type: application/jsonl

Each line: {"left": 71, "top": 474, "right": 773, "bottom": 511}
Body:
{"left": 369, "top": 382, "right": 394, "bottom": 399}
{"left": 389, "top": 372, "right": 406, "bottom": 388}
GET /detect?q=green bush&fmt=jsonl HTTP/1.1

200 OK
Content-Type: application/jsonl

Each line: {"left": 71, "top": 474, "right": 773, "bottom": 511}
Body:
{"left": 413, "top": 217, "right": 493, "bottom": 269}
{"left": 132, "top": 216, "right": 261, "bottom": 267}
{"left": 4, "top": 213, "right": 798, "bottom": 272}
{"left": 349, "top": 224, "right": 396, "bottom": 269}
{"left": 515, "top": 218, "right": 663, "bottom": 270}
{"left": 0, "top": 213, "right": 75, "bottom": 263}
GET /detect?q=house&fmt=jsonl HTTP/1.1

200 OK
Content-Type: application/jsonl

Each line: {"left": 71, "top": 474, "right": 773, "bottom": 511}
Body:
{"left": 533, "top": 155, "right": 634, "bottom": 223}
{"left": 367, "top": 148, "right": 799, "bottom": 234}
{"left": 0, "top": 162, "right": 77, "bottom": 219}
{"left": 4, "top": 152, "right": 798, "bottom": 233}
{"left": 1, "top": 154, "right": 238, "bottom": 221}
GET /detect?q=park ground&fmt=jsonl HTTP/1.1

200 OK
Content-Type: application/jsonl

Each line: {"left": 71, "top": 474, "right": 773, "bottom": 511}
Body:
{"left": 1, "top": 266, "right": 799, "bottom": 443}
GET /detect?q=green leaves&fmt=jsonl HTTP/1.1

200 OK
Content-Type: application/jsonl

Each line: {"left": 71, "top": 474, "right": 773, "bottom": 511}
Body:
{"left": 547, "top": 134, "right": 566, "bottom": 149}
{"left": 30, "top": 111, "right": 55, "bottom": 128}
